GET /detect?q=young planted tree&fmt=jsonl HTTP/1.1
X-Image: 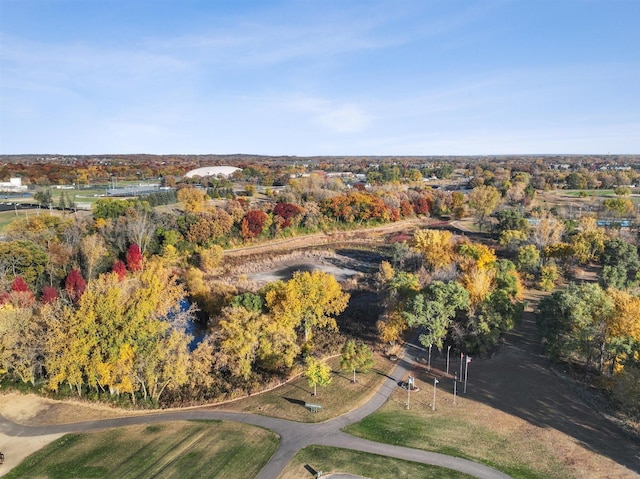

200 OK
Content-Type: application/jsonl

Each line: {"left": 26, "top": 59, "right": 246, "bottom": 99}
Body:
{"left": 340, "top": 340, "right": 374, "bottom": 383}
{"left": 304, "top": 356, "right": 332, "bottom": 397}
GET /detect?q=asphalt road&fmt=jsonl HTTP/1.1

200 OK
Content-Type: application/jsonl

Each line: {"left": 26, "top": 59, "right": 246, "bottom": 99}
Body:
{"left": 0, "top": 344, "right": 512, "bottom": 479}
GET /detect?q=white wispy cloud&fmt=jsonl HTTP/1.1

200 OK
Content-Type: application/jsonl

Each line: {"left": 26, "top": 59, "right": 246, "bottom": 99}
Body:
{"left": 282, "top": 95, "right": 372, "bottom": 133}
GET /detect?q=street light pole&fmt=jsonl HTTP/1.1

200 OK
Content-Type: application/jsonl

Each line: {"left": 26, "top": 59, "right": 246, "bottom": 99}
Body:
{"left": 428, "top": 344, "right": 432, "bottom": 371}
{"left": 459, "top": 352, "right": 463, "bottom": 382}
{"left": 432, "top": 378, "right": 439, "bottom": 411}
{"left": 446, "top": 345, "right": 451, "bottom": 375}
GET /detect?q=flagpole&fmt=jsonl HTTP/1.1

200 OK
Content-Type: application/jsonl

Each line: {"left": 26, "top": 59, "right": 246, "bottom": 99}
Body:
{"left": 453, "top": 373, "right": 457, "bottom": 405}
{"left": 464, "top": 356, "right": 471, "bottom": 394}
{"left": 446, "top": 345, "right": 451, "bottom": 375}
{"left": 406, "top": 376, "right": 413, "bottom": 409}
{"left": 432, "top": 377, "right": 439, "bottom": 411}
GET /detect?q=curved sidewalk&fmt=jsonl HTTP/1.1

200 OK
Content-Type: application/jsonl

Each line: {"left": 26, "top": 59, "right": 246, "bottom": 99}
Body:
{"left": 0, "top": 346, "right": 511, "bottom": 479}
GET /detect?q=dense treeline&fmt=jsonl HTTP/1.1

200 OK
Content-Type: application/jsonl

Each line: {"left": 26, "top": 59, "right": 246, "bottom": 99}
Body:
{"left": 375, "top": 231, "right": 524, "bottom": 356}
{"left": 3, "top": 153, "right": 640, "bottom": 191}
{"left": 1, "top": 159, "right": 640, "bottom": 415}
{"left": 0, "top": 251, "right": 350, "bottom": 405}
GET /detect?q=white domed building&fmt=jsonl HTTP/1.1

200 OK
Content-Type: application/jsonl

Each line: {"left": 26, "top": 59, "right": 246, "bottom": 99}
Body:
{"left": 184, "top": 166, "right": 241, "bottom": 178}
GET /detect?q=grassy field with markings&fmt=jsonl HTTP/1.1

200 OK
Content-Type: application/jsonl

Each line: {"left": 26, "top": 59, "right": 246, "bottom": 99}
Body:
{"left": 4, "top": 421, "right": 278, "bottom": 479}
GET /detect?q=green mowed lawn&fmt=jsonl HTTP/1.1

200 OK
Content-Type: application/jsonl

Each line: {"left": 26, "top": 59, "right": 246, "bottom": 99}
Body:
{"left": 214, "top": 354, "right": 396, "bottom": 423}
{"left": 280, "top": 445, "right": 476, "bottom": 479}
{"left": 4, "top": 421, "right": 278, "bottom": 479}
{"left": 0, "top": 210, "right": 21, "bottom": 231}
{"left": 344, "top": 404, "right": 573, "bottom": 479}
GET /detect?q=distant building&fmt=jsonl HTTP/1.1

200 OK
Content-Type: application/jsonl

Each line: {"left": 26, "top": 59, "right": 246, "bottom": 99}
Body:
{"left": 184, "top": 166, "right": 241, "bottom": 178}
{"left": 0, "top": 177, "right": 28, "bottom": 193}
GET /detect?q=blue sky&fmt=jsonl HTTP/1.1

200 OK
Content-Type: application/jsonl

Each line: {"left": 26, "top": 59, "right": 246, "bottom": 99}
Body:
{"left": 1, "top": 0, "right": 638, "bottom": 155}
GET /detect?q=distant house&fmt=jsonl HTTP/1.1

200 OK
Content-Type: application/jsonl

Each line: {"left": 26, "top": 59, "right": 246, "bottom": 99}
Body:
{"left": 0, "top": 177, "right": 28, "bottom": 193}
{"left": 184, "top": 166, "right": 241, "bottom": 178}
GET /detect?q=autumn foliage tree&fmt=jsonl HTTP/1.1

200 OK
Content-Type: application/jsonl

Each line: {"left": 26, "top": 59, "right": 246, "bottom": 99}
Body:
{"left": 266, "top": 270, "right": 349, "bottom": 345}
{"left": 412, "top": 229, "right": 455, "bottom": 270}
{"left": 273, "top": 202, "right": 303, "bottom": 228}
{"left": 340, "top": 340, "right": 374, "bottom": 383}
{"left": 112, "top": 260, "right": 127, "bottom": 281}
{"left": 65, "top": 268, "right": 86, "bottom": 302}
{"left": 241, "top": 210, "right": 270, "bottom": 240}
{"left": 177, "top": 187, "right": 206, "bottom": 213}
{"left": 126, "top": 243, "right": 144, "bottom": 271}
{"left": 40, "top": 286, "right": 59, "bottom": 304}
{"left": 304, "top": 356, "right": 332, "bottom": 396}
{"left": 45, "top": 259, "right": 191, "bottom": 403}
{"left": 468, "top": 185, "right": 501, "bottom": 231}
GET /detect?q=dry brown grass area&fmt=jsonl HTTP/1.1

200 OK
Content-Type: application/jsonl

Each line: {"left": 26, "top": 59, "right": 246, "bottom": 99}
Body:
{"left": 354, "top": 356, "right": 639, "bottom": 479}
{"left": 207, "top": 354, "right": 396, "bottom": 422}
{"left": 223, "top": 217, "right": 429, "bottom": 259}
{"left": 0, "top": 392, "right": 142, "bottom": 426}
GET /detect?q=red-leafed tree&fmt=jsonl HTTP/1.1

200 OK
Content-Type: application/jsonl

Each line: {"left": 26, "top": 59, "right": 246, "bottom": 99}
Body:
{"left": 273, "top": 202, "right": 303, "bottom": 228}
{"left": 413, "top": 195, "right": 433, "bottom": 215}
{"left": 323, "top": 192, "right": 389, "bottom": 224}
{"left": 112, "top": 260, "right": 128, "bottom": 281}
{"left": 11, "top": 276, "right": 31, "bottom": 293}
{"left": 400, "top": 199, "right": 414, "bottom": 218}
{"left": 41, "top": 286, "right": 59, "bottom": 304}
{"left": 65, "top": 268, "right": 86, "bottom": 302}
{"left": 241, "top": 210, "right": 269, "bottom": 239}
{"left": 126, "top": 244, "right": 144, "bottom": 271}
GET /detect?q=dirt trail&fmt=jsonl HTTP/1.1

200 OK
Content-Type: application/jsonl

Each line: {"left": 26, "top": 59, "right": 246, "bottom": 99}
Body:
{"left": 223, "top": 217, "right": 429, "bottom": 258}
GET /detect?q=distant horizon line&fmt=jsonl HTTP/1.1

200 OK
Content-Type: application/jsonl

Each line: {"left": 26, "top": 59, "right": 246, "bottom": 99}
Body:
{"left": 1, "top": 152, "right": 639, "bottom": 158}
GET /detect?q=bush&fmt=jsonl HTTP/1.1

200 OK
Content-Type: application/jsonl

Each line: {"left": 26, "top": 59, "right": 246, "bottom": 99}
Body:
{"left": 612, "top": 367, "right": 640, "bottom": 416}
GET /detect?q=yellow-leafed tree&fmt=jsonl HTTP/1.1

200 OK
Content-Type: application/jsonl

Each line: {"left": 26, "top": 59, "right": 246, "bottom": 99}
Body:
{"left": 412, "top": 229, "right": 455, "bottom": 271}
{"left": 266, "top": 270, "right": 349, "bottom": 344}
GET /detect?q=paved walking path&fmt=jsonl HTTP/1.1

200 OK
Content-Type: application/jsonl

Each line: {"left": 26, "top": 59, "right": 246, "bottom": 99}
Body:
{"left": 0, "top": 345, "right": 512, "bottom": 479}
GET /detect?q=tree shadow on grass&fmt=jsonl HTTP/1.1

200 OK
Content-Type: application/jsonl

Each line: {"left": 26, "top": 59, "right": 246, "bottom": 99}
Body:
{"left": 457, "top": 310, "right": 640, "bottom": 475}
{"left": 282, "top": 397, "right": 306, "bottom": 407}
